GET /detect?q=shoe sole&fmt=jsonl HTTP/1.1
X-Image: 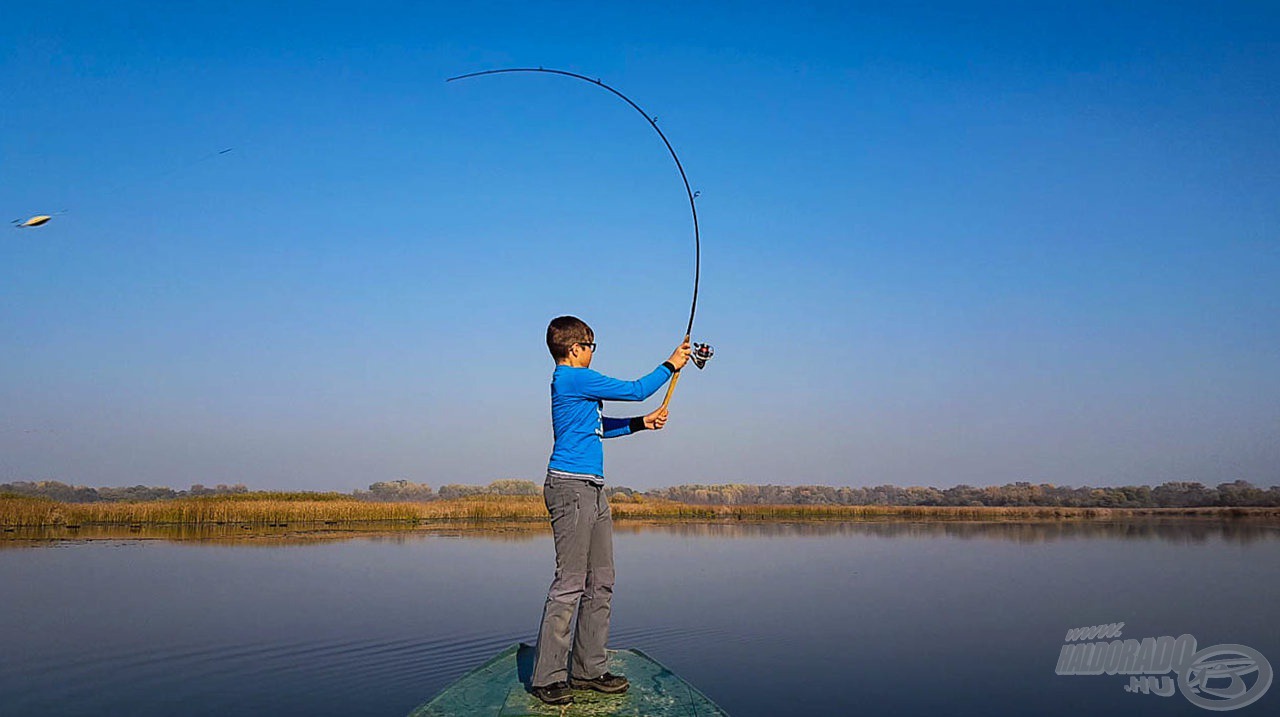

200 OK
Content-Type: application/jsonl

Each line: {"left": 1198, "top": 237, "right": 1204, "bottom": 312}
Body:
{"left": 569, "top": 678, "right": 629, "bottom": 694}
{"left": 532, "top": 693, "right": 573, "bottom": 706}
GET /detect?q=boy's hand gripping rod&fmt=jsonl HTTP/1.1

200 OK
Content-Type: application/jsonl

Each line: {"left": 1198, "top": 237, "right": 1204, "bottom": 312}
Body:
{"left": 447, "top": 67, "right": 713, "bottom": 409}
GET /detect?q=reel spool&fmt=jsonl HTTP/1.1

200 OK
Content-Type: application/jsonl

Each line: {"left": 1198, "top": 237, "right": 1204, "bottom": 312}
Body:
{"left": 692, "top": 342, "right": 714, "bottom": 370}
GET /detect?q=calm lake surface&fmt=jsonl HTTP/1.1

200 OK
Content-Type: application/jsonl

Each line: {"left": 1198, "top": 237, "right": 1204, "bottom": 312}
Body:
{"left": 2, "top": 520, "right": 1277, "bottom": 716}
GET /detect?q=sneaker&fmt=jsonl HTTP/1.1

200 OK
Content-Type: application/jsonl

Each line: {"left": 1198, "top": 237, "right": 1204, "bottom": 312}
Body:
{"left": 530, "top": 681, "right": 574, "bottom": 705}
{"left": 570, "top": 672, "right": 629, "bottom": 693}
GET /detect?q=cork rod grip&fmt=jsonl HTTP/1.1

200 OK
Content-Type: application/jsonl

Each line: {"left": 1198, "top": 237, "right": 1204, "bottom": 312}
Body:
{"left": 657, "top": 334, "right": 690, "bottom": 412}
{"left": 658, "top": 370, "right": 682, "bottom": 411}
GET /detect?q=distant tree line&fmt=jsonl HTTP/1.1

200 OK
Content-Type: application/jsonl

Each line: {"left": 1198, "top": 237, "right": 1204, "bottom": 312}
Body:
{"left": 4, "top": 478, "right": 1278, "bottom": 508}
{"left": 0, "top": 481, "right": 248, "bottom": 503}
{"left": 354, "top": 479, "right": 436, "bottom": 502}
{"left": 638, "top": 480, "right": 1280, "bottom": 508}
{"left": 351, "top": 479, "right": 542, "bottom": 501}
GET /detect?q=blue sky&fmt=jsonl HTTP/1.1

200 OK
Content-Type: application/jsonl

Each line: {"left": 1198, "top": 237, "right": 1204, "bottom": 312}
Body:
{"left": 2, "top": 1, "right": 1277, "bottom": 491}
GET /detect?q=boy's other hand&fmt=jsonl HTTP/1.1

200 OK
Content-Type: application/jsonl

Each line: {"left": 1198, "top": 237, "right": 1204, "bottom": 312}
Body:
{"left": 667, "top": 341, "right": 692, "bottom": 370}
{"left": 644, "top": 407, "right": 669, "bottom": 430}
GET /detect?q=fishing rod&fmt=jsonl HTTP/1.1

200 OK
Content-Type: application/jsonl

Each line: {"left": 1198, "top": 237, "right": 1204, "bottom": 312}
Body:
{"left": 446, "top": 67, "right": 713, "bottom": 410}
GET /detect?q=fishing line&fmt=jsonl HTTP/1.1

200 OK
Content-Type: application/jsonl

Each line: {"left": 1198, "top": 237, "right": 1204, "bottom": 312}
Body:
{"left": 10, "top": 147, "right": 236, "bottom": 230}
{"left": 446, "top": 67, "right": 713, "bottom": 407}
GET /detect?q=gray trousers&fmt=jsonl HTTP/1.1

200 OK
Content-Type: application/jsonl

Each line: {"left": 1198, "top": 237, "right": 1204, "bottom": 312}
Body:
{"left": 531, "top": 472, "right": 615, "bottom": 687}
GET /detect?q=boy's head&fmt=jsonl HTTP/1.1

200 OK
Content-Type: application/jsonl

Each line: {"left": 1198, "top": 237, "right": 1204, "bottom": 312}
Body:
{"left": 547, "top": 316, "right": 595, "bottom": 366}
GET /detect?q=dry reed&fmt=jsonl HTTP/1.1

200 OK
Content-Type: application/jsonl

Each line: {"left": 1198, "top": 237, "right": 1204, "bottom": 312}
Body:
{"left": 2, "top": 492, "right": 1277, "bottom": 528}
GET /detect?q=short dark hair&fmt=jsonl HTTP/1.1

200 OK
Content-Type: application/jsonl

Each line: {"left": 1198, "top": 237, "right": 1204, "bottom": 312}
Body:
{"left": 546, "top": 316, "right": 594, "bottom": 361}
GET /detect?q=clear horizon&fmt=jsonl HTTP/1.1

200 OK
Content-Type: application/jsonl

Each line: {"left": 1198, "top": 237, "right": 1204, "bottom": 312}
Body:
{"left": 2, "top": 2, "right": 1277, "bottom": 491}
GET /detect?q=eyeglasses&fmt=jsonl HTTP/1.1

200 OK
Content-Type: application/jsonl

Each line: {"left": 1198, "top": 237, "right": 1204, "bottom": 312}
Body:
{"left": 575, "top": 342, "right": 597, "bottom": 352}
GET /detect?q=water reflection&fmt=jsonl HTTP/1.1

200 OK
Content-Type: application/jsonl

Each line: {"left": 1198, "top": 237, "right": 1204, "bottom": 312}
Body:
{"left": 613, "top": 518, "right": 1280, "bottom": 544}
{"left": 3, "top": 517, "right": 1277, "bottom": 548}
{"left": 3, "top": 516, "right": 1278, "bottom": 717}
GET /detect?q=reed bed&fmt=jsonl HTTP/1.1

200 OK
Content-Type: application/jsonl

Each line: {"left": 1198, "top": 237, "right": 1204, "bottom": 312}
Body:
{"left": 2, "top": 492, "right": 1276, "bottom": 528}
{"left": 0, "top": 493, "right": 420, "bottom": 527}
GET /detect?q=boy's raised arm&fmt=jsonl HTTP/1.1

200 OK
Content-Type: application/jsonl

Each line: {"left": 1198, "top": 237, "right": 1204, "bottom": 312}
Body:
{"left": 577, "top": 341, "right": 692, "bottom": 402}
{"left": 578, "top": 363, "right": 675, "bottom": 402}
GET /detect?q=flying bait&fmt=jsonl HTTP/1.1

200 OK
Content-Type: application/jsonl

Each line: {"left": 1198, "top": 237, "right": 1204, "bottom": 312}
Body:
{"left": 12, "top": 212, "right": 65, "bottom": 229}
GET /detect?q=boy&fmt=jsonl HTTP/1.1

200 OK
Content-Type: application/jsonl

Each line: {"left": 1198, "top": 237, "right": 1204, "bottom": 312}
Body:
{"left": 530, "top": 316, "right": 691, "bottom": 705}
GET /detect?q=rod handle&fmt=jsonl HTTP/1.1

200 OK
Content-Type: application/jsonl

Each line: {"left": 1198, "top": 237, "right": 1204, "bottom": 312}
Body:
{"left": 658, "top": 370, "right": 682, "bottom": 411}
{"left": 658, "top": 334, "right": 691, "bottom": 411}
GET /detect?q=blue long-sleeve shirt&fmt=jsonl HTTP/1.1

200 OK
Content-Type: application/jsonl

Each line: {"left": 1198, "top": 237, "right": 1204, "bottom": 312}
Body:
{"left": 548, "top": 362, "right": 675, "bottom": 482}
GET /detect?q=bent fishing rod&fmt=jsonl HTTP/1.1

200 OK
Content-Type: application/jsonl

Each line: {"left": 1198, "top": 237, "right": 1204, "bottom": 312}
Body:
{"left": 446, "top": 67, "right": 713, "bottom": 410}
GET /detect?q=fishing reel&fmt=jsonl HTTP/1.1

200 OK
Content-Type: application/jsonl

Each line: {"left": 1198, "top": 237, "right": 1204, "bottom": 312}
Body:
{"left": 692, "top": 342, "right": 714, "bottom": 370}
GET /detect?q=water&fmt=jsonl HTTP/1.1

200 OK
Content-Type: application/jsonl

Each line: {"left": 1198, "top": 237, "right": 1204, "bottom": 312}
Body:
{"left": 1, "top": 520, "right": 1277, "bottom": 716}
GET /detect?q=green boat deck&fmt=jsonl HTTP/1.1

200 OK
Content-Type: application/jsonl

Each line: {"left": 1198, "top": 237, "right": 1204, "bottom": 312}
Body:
{"left": 409, "top": 643, "right": 729, "bottom": 716}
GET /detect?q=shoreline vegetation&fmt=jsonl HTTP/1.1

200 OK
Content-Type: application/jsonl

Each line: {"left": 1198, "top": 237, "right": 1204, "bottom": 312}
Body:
{"left": 3, "top": 479, "right": 1279, "bottom": 530}
{"left": 3, "top": 492, "right": 1279, "bottom": 529}
{"left": 5, "top": 478, "right": 1279, "bottom": 509}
